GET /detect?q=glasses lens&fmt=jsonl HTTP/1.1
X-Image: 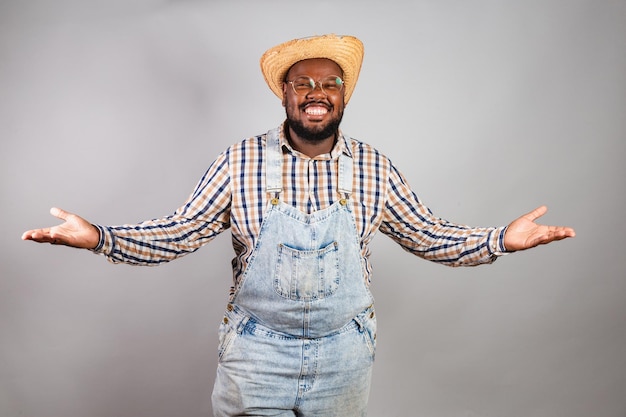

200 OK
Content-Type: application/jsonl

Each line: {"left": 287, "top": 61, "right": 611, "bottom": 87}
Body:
{"left": 292, "top": 77, "right": 315, "bottom": 95}
{"left": 320, "top": 76, "right": 343, "bottom": 94}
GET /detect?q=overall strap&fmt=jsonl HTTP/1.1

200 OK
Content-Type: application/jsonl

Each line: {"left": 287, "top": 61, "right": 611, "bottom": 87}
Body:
{"left": 338, "top": 153, "right": 353, "bottom": 197}
{"left": 265, "top": 127, "right": 354, "bottom": 198}
{"left": 265, "top": 128, "right": 282, "bottom": 195}
{"left": 338, "top": 134, "right": 354, "bottom": 197}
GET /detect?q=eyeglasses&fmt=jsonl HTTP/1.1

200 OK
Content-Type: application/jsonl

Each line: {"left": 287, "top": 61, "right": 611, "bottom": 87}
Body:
{"left": 287, "top": 75, "right": 344, "bottom": 96}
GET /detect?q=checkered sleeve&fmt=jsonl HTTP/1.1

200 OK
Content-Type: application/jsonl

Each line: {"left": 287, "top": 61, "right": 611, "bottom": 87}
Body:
{"left": 92, "top": 150, "right": 232, "bottom": 265}
{"left": 379, "top": 163, "right": 507, "bottom": 267}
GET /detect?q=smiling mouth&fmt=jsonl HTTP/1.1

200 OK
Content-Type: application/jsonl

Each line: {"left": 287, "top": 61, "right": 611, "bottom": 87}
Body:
{"left": 303, "top": 104, "right": 329, "bottom": 117}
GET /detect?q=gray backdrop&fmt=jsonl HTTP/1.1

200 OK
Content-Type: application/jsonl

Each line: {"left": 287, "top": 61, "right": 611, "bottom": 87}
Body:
{"left": 1, "top": 1, "right": 625, "bottom": 416}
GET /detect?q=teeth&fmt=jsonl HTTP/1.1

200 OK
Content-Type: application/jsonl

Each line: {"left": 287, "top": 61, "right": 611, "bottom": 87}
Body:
{"left": 305, "top": 107, "right": 328, "bottom": 116}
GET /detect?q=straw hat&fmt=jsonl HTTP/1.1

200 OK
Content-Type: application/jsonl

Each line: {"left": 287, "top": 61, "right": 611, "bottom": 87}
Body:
{"left": 260, "top": 34, "right": 364, "bottom": 104}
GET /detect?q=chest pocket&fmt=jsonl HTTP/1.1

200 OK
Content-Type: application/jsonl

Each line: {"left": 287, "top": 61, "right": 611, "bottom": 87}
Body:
{"left": 273, "top": 241, "right": 340, "bottom": 301}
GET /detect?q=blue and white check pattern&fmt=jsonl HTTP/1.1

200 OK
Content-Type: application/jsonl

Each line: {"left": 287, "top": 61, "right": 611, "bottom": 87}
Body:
{"left": 93, "top": 123, "right": 507, "bottom": 294}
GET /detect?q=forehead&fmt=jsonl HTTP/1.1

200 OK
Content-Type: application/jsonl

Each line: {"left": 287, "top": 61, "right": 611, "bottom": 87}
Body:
{"left": 286, "top": 58, "right": 343, "bottom": 78}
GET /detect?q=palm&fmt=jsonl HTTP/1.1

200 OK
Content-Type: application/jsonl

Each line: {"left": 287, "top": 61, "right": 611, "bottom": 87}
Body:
{"left": 504, "top": 206, "right": 575, "bottom": 251}
{"left": 22, "top": 207, "right": 99, "bottom": 249}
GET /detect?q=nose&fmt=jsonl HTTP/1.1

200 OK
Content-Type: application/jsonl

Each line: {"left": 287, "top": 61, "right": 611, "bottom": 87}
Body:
{"left": 306, "top": 81, "right": 327, "bottom": 98}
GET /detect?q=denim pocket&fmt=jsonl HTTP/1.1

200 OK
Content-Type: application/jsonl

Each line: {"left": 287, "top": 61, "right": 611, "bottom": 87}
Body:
{"left": 274, "top": 241, "right": 339, "bottom": 301}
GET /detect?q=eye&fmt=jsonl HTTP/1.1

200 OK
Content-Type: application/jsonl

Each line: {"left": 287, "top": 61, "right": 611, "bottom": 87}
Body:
{"left": 321, "top": 76, "right": 343, "bottom": 92}
{"left": 292, "top": 77, "right": 314, "bottom": 91}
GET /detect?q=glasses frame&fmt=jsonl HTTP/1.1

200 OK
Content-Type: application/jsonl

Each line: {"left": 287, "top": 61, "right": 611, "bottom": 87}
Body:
{"left": 286, "top": 75, "right": 345, "bottom": 96}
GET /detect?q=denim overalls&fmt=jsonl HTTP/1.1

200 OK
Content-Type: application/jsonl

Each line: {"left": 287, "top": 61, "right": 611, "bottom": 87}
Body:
{"left": 212, "top": 129, "right": 377, "bottom": 416}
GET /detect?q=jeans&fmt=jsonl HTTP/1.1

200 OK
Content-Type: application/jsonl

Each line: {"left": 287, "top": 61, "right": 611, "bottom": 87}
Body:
{"left": 212, "top": 304, "right": 376, "bottom": 416}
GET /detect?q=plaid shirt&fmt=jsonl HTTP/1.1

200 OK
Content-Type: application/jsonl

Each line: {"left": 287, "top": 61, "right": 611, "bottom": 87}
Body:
{"left": 94, "top": 123, "right": 506, "bottom": 291}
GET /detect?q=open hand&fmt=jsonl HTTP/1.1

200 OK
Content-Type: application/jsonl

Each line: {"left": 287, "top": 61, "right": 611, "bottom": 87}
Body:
{"left": 504, "top": 205, "right": 575, "bottom": 252}
{"left": 21, "top": 207, "right": 100, "bottom": 249}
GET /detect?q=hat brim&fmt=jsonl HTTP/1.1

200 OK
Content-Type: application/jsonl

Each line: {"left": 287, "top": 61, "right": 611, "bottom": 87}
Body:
{"left": 260, "top": 34, "right": 364, "bottom": 105}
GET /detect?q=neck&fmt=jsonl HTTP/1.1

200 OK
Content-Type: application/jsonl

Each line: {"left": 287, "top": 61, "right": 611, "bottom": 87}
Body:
{"left": 286, "top": 126, "right": 337, "bottom": 158}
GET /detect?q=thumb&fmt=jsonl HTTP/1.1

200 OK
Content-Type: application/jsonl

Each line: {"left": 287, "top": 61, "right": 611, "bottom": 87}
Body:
{"left": 524, "top": 205, "right": 548, "bottom": 222}
{"left": 50, "top": 207, "right": 70, "bottom": 221}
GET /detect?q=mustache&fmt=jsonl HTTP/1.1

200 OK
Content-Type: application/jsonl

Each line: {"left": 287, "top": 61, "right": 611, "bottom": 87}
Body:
{"left": 300, "top": 100, "right": 331, "bottom": 110}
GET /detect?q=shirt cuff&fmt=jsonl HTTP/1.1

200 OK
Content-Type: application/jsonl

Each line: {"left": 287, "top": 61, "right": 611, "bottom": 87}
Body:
{"left": 90, "top": 224, "right": 114, "bottom": 255}
{"left": 488, "top": 226, "right": 509, "bottom": 256}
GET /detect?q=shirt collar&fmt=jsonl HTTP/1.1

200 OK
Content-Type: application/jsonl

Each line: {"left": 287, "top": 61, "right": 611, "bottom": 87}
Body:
{"left": 277, "top": 121, "right": 352, "bottom": 160}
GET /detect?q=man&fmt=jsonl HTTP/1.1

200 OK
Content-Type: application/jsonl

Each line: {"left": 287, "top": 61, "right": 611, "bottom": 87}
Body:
{"left": 22, "top": 34, "right": 575, "bottom": 416}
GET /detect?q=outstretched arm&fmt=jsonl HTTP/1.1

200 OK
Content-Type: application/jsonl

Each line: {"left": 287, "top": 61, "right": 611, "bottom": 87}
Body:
{"left": 21, "top": 207, "right": 100, "bottom": 249}
{"left": 503, "top": 205, "right": 575, "bottom": 252}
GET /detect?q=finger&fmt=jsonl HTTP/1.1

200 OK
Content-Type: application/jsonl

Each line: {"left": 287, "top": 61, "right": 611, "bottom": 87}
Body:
{"left": 553, "top": 226, "right": 576, "bottom": 239}
{"left": 21, "top": 228, "right": 52, "bottom": 242}
{"left": 524, "top": 205, "right": 548, "bottom": 222}
{"left": 50, "top": 207, "right": 69, "bottom": 221}
{"left": 538, "top": 226, "right": 576, "bottom": 245}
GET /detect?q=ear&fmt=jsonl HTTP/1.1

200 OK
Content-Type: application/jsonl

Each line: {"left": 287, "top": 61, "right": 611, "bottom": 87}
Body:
{"left": 281, "top": 83, "right": 288, "bottom": 107}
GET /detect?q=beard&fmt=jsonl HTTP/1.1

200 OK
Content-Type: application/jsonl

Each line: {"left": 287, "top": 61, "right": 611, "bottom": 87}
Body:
{"left": 285, "top": 104, "right": 344, "bottom": 143}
